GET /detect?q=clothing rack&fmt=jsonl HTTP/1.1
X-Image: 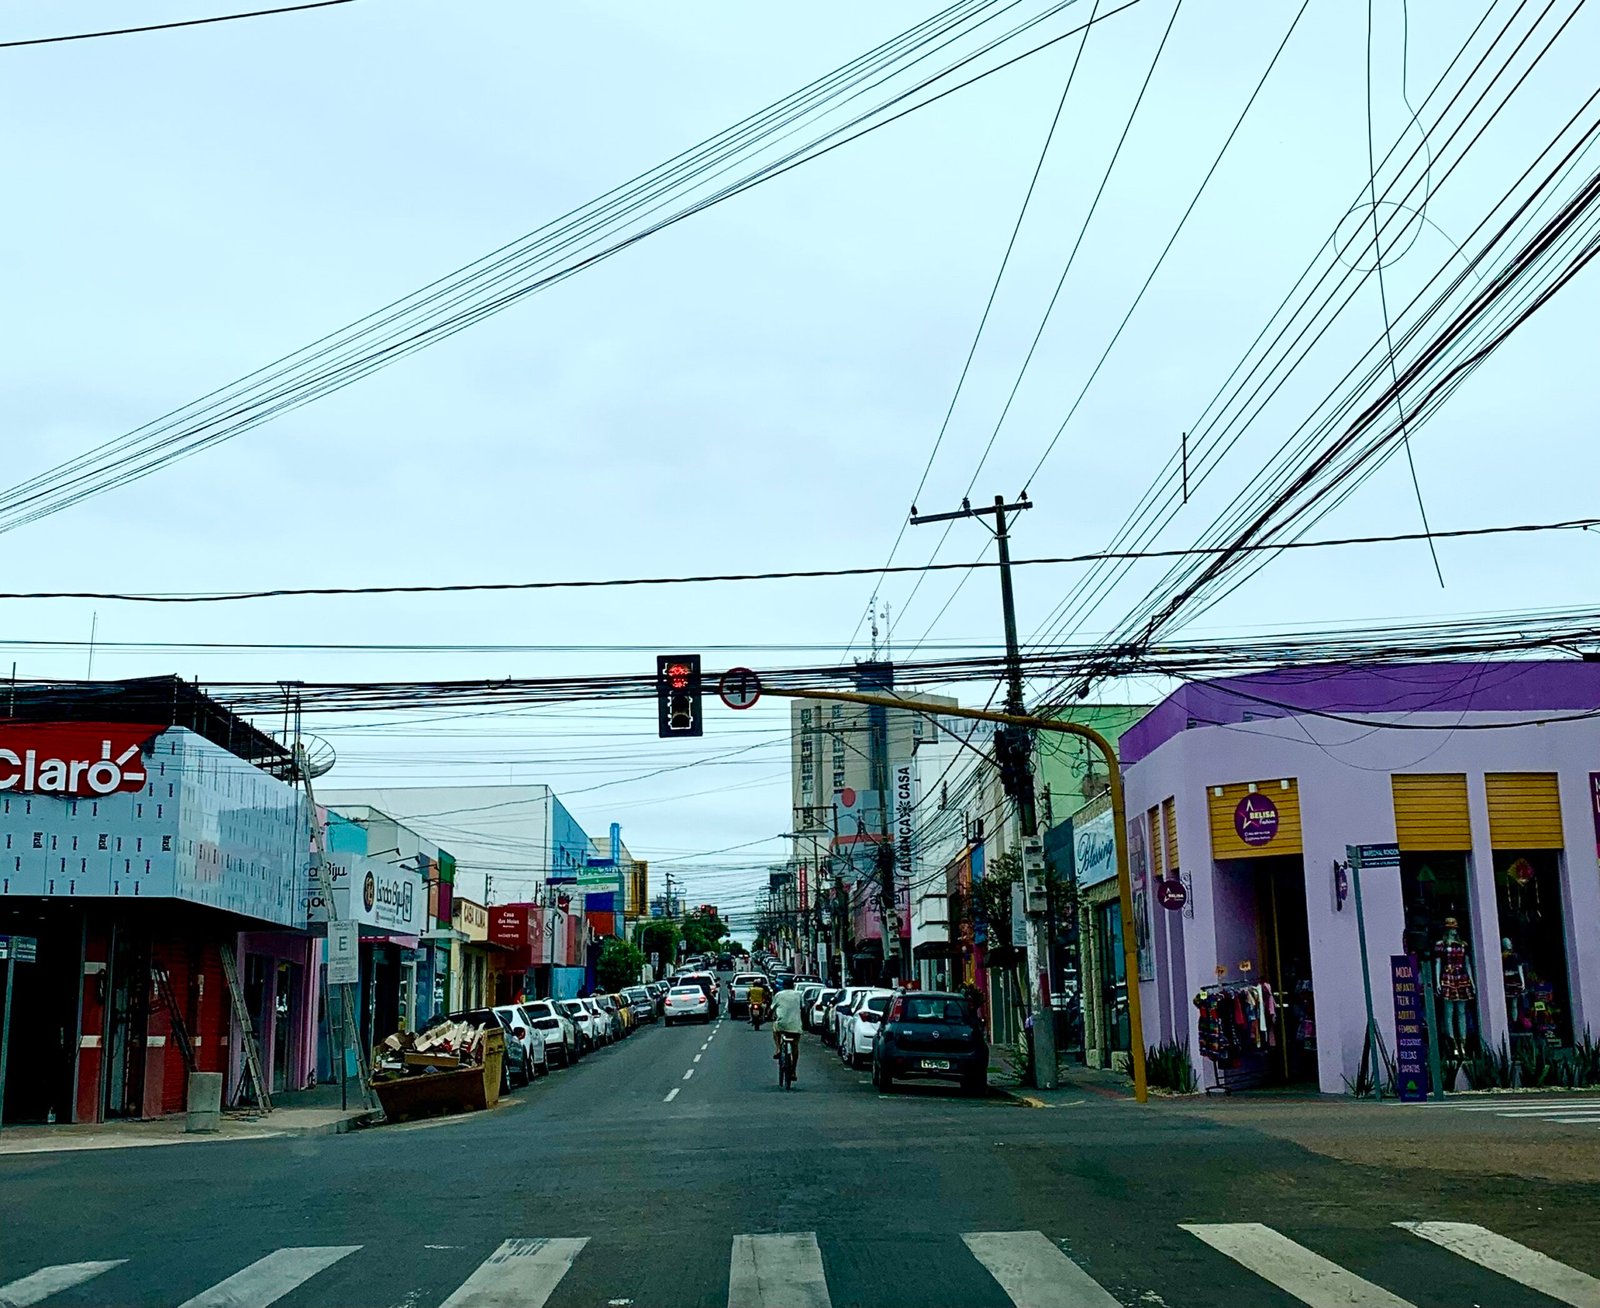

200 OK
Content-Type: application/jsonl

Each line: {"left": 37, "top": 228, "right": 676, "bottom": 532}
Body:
{"left": 1195, "top": 981, "right": 1275, "bottom": 1096}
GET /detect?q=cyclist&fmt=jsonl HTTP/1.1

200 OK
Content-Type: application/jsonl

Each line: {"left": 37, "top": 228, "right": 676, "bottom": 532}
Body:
{"left": 747, "top": 978, "right": 768, "bottom": 1027}
{"left": 770, "top": 983, "right": 803, "bottom": 1077}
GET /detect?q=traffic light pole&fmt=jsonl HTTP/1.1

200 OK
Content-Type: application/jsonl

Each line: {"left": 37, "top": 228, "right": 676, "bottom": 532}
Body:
{"left": 911, "top": 494, "right": 1058, "bottom": 1089}
{"left": 763, "top": 685, "right": 1149, "bottom": 1104}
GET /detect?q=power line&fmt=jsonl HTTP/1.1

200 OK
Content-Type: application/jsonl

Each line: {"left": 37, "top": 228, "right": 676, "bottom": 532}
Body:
{"left": 0, "top": 515, "right": 1589, "bottom": 604}
{"left": 0, "top": 0, "right": 357, "bottom": 48}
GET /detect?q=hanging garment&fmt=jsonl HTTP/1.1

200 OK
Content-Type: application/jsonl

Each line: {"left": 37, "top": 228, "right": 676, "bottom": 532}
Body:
{"left": 1501, "top": 950, "right": 1526, "bottom": 997}
{"left": 1436, "top": 938, "right": 1475, "bottom": 1001}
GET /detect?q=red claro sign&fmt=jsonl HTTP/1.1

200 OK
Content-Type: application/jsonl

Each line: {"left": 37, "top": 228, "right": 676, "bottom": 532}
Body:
{"left": 0, "top": 723, "right": 162, "bottom": 797}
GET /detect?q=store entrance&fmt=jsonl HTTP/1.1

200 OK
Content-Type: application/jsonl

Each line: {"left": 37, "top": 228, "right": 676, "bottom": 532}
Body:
{"left": 104, "top": 925, "right": 151, "bottom": 1119}
{"left": 1254, "top": 856, "right": 1316, "bottom": 1085}
{"left": 0, "top": 907, "right": 83, "bottom": 1124}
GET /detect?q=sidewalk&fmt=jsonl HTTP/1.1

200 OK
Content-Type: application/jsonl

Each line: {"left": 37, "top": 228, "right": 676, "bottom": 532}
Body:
{"left": 0, "top": 1083, "right": 380, "bottom": 1156}
{"left": 993, "top": 1060, "right": 1136, "bottom": 1107}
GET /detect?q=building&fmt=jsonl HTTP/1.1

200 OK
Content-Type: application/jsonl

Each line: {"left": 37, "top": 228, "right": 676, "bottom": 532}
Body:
{"left": 1122, "top": 661, "right": 1600, "bottom": 1095}
{"left": 0, "top": 678, "right": 310, "bottom": 1123}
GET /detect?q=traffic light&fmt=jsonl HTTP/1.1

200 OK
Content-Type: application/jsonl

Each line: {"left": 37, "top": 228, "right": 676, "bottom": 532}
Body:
{"left": 656, "top": 654, "right": 703, "bottom": 738}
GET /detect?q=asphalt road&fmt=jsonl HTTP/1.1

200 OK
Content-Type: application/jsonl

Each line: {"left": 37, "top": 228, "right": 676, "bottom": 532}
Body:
{"left": 4, "top": 979, "right": 1600, "bottom": 1307}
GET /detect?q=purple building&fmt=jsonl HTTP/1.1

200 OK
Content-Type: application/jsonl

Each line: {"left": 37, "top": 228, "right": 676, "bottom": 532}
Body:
{"left": 1121, "top": 661, "right": 1600, "bottom": 1094}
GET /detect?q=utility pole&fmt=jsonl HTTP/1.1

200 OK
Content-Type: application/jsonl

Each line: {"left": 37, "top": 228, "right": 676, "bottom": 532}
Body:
{"left": 910, "top": 493, "right": 1059, "bottom": 1089}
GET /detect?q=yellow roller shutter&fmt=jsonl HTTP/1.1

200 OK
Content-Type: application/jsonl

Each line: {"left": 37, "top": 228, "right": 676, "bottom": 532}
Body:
{"left": 1485, "top": 773, "right": 1563, "bottom": 849}
{"left": 1148, "top": 807, "right": 1164, "bottom": 879}
{"left": 1207, "top": 779, "right": 1302, "bottom": 859}
{"left": 1163, "top": 796, "right": 1179, "bottom": 871}
{"left": 1391, "top": 774, "right": 1472, "bottom": 851}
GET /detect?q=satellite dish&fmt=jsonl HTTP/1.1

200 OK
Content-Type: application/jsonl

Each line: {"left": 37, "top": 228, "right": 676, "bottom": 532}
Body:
{"left": 297, "top": 735, "right": 337, "bottom": 779}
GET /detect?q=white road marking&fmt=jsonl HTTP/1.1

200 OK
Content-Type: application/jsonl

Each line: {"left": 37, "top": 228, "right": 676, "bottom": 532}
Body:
{"left": 0, "top": 1260, "right": 126, "bottom": 1308}
{"left": 962, "top": 1231, "right": 1120, "bottom": 1307}
{"left": 695, "top": 1054, "right": 703, "bottom": 1063}
{"left": 683, "top": 1068, "right": 695, "bottom": 1080}
{"left": 1397, "top": 1221, "right": 1600, "bottom": 1306}
{"left": 727, "top": 1233, "right": 831, "bottom": 1308}
{"left": 1182, "top": 1223, "right": 1414, "bottom": 1307}
{"left": 439, "top": 1238, "right": 588, "bottom": 1308}
{"left": 176, "top": 1247, "right": 360, "bottom": 1308}
{"left": 664, "top": 1088, "right": 681, "bottom": 1103}
{"left": 1545, "top": 1115, "right": 1600, "bottom": 1124}
{"left": 1410, "top": 1098, "right": 1600, "bottom": 1111}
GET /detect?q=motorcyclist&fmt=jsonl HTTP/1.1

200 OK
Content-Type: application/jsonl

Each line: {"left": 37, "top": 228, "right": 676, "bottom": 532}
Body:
{"left": 748, "top": 979, "right": 768, "bottom": 1027}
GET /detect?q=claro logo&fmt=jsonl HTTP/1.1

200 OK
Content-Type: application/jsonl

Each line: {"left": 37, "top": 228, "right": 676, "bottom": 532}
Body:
{"left": 0, "top": 724, "right": 159, "bottom": 797}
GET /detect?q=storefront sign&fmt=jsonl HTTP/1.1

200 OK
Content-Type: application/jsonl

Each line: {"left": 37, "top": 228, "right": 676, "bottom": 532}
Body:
{"left": 1234, "top": 792, "right": 1280, "bottom": 846}
{"left": 1391, "top": 953, "right": 1429, "bottom": 1102}
{"left": 1073, "top": 808, "right": 1117, "bottom": 888}
{"left": 453, "top": 897, "right": 489, "bottom": 942}
{"left": 1128, "top": 818, "right": 1154, "bottom": 981}
{"left": 0, "top": 723, "right": 162, "bottom": 797}
{"left": 1156, "top": 879, "right": 1187, "bottom": 911}
{"left": 356, "top": 865, "right": 424, "bottom": 934}
{"left": 327, "top": 921, "right": 359, "bottom": 985}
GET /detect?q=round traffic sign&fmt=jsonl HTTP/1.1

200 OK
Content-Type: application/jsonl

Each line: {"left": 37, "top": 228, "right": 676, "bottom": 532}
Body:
{"left": 718, "top": 667, "right": 762, "bottom": 710}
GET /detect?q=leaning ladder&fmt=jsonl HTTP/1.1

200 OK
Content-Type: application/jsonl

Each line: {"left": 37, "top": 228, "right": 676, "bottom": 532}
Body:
{"left": 219, "top": 946, "right": 272, "bottom": 1112}
{"left": 150, "top": 964, "right": 197, "bottom": 1074}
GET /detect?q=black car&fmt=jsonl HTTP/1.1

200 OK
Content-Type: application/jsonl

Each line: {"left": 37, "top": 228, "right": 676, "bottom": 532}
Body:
{"left": 871, "top": 991, "right": 988, "bottom": 1095}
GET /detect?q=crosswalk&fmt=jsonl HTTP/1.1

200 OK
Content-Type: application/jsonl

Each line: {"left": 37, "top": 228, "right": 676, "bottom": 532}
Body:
{"left": 1406, "top": 1095, "right": 1600, "bottom": 1128}
{"left": 4, "top": 1220, "right": 1598, "bottom": 1307}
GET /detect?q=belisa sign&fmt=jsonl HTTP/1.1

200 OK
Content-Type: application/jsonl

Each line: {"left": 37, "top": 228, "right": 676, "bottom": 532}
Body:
{"left": 0, "top": 723, "right": 162, "bottom": 797}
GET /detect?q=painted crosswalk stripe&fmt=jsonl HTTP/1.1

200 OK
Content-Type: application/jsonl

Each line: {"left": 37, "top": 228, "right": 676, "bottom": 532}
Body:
{"left": 727, "top": 1233, "right": 831, "bottom": 1308}
{"left": 1182, "top": 1223, "right": 1414, "bottom": 1307}
{"left": 175, "top": 1247, "right": 360, "bottom": 1308}
{"left": 0, "top": 1260, "right": 125, "bottom": 1308}
{"left": 1397, "top": 1221, "right": 1600, "bottom": 1307}
{"left": 963, "top": 1231, "right": 1120, "bottom": 1307}
{"left": 439, "top": 1238, "right": 588, "bottom": 1308}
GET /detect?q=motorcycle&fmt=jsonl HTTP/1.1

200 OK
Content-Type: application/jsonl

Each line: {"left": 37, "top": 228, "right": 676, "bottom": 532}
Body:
{"left": 749, "top": 999, "right": 767, "bottom": 1029}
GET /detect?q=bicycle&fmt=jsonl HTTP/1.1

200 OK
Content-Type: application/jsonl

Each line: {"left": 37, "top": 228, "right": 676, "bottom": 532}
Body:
{"left": 777, "top": 1033, "right": 798, "bottom": 1090}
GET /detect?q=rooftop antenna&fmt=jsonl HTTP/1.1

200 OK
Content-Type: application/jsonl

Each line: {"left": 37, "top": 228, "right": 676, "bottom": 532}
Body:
{"left": 868, "top": 596, "right": 881, "bottom": 660}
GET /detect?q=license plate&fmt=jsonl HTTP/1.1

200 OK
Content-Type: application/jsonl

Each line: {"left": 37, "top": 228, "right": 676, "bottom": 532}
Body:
{"left": 919, "top": 1058, "right": 951, "bottom": 1070}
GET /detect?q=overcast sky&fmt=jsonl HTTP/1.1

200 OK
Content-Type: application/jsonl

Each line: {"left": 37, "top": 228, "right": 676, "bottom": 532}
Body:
{"left": 5, "top": 0, "right": 1596, "bottom": 931}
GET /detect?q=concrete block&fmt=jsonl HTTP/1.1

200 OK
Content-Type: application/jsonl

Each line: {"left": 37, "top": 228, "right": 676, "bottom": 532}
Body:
{"left": 185, "top": 1072, "right": 223, "bottom": 1133}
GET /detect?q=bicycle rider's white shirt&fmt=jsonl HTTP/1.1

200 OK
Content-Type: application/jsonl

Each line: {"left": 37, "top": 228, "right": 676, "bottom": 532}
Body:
{"left": 772, "top": 989, "right": 804, "bottom": 1033}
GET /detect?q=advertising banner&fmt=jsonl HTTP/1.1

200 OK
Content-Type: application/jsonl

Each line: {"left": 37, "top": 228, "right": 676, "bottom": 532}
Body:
{"left": 353, "top": 862, "right": 424, "bottom": 935}
{"left": 0, "top": 722, "right": 163, "bottom": 798}
{"left": 1391, "top": 953, "right": 1429, "bottom": 1101}
{"left": 1590, "top": 773, "right": 1600, "bottom": 873}
{"left": 1073, "top": 808, "right": 1117, "bottom": 888}
{"left": 1128, "top": 818, "right": 1154, "bottom": 981}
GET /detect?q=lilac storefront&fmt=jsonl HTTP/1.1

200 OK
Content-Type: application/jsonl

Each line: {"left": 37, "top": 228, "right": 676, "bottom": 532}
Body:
{"left": 1121, "top": 662, "right": 1600, "bottom": 1095}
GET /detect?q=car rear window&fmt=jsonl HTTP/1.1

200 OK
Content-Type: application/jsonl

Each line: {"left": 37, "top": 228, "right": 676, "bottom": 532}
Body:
{"left": 902, "top": 997, "right": 976, "bottom": 1024}
{"left": 669, "top": 987, "right": 703, "bottom": 997}
{"left": 862, "top": 996, "right": 891, "bottom": 1015}
{"left": 734, "top": 975, "right": 765, "bottom": 985}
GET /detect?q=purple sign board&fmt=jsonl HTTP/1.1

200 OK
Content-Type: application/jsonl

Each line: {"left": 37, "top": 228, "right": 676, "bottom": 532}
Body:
{"left": 1156, "top": 879, "right": 1187, "bottom": 911}
{"left": 1391, "top": 953, "right": 1429, "bottom": 1102}
{"left": 1234, "top": 792, "right": 1280, "bottom": 846}
{"left": 1590, "top": 773, "right": 1600, "bottom": 872}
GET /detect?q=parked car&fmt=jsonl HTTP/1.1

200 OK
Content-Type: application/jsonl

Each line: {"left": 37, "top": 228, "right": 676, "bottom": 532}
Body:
{"left": 493, "top": 1004, "right": 549, "bottom": 1080}
{"left": 829, "top": 986, "right": 873, "bottom": 1049}
{"left": 728, "top": 972, "right": 767, "bottom": 1018}
{"left": 810, "top": 988, "right": 843, "bottom": 1038}
{"left": 797, "top": 983, "right": 824, "bottom": 1030}
{"left": 677, "top": 971, "right": 722, "bottom": 1018}
{"left": 560, "top": 999, "right": 603, "bottom": 1052}
{"left": 623, "top": 986, "right": 656, "bottom": 1025}
{"left": 837, "top": 989, "right": 894, "bottom": 1068}
{"left": 598, "top": 994, "right": 630, "bottom": 1036}
{"left": 663, "top": 984, "right": 711, "bottom": 1025}
{"left": 519, "top": 1000, "right": 580, "bottom": 1066}
{"left": 584, "top": 996, "right": 620, "bottom": 1043}
{"left": 443, "top": 1007, "right": 533, "bottom": 1092}
{"left": 647, "top": 981, "right": 669, "bottom": 1014}
{"left": 872, "top": 990, "right": 989, "bottom": 1095}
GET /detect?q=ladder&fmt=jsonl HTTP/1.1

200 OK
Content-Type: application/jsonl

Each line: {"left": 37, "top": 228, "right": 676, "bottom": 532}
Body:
{"left": 220, "top": 946, "right": 272, "bottom": 1112}
{"left": 151, "top": 964, "right": 197, "bottom": 1074}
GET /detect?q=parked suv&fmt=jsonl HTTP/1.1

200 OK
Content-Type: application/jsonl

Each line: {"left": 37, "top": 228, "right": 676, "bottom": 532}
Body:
{"left": 872, "top": 991, "right": 989, "bottom": 1095}
{"left": 623, "top": 986, "right": 656, "bottom": 1025}
{"left": 560, "top": 999, "right": 603, "bottom": 1052}
{"left": 519, "top": 1000, "right": 580, "bottom": 1066}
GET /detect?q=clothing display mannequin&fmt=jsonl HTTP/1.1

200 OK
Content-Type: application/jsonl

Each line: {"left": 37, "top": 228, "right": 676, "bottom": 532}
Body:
{"left": 1501, "top": 938, "right": 1526, "bottom": 1026}
{"left": 1433, "top": 917, "right": 1475, "bottom": 1056}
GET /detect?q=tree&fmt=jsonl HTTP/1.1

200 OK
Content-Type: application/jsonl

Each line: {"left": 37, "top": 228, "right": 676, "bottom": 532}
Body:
{"left": 680, "top": 907, "right": 727, "bottom": 957}
{"left": 724, "top": 940, "right": 744, "bottom": 955}
{"left": 597, "top": 938, "right": 646, "bottom": 992}
{"left": 636, "top": 920, "right": 681, "bottom": 975}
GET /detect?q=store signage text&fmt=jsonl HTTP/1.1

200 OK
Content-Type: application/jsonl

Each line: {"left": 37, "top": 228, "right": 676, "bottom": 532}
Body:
{"left": 1234, "top": 792, "right": 1280, "bottom": 846}
{"left": 0, "top": 724, "right": 161, "bottom": 797}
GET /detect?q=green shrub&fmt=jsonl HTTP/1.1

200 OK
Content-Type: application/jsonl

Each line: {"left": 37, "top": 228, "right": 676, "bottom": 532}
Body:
{"left": 1146, "top": 1039, "right": 1198, "bottom": 1094}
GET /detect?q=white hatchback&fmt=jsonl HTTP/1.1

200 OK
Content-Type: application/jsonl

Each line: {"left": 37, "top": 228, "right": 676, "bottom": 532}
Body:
{"left": 838, "top": 989, "right": 894, "bottom": 1067}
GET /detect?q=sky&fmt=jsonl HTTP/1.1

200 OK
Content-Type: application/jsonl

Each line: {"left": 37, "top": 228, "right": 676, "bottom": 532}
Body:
{"left": 4, "top": 0, "right": 1597, "bottom": 933}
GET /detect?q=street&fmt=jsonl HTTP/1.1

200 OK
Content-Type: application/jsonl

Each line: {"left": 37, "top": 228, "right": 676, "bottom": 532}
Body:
{"left": 5, "top": 989, "right": 1600, "bottom": 1308}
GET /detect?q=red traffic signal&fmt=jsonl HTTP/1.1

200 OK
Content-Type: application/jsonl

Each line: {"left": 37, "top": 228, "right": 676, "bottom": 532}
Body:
{"left": 656, "top": 654, "right": 703, "bottom": 738}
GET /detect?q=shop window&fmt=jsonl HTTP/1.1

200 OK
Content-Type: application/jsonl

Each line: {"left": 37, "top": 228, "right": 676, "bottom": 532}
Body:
{"left": 1495, "top": 851, "right": 1572, "bottom": 1047}
{"left": 1401, "top": 852, "right": 1481, "bottom": 1053}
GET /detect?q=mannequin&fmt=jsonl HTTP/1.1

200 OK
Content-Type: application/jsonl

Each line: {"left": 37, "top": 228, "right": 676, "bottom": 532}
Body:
{"left": 1501, "top": 938, "right": 1527, "bottom": 1027}
{"left": 1433, "top": 916, "right": 1475, "bottom": 1056}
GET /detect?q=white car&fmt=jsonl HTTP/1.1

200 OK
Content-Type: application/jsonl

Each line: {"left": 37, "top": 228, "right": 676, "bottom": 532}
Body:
{"left": 583, "top": 996, "right": 620, "bottom": 1043}
{"left": 797, "top": 984, "right": 824, "bottom": 1030}
{"left": 808, "top": 987, "right": 840, "bottom": 1035}
{"left": 838, "top": 989, "right": 894, "bottom": 1068}
{"left": 830, "top": 986, "right": 874, "bottom": 1049}
{"left": 493, "top": 1004, "right": 549, "bottom": 1079}
{"left": 560, "top": 999, "right": 604, "bottom": 1051}
{"left": 519, "top": 1000, "right": 580, "bottom": 1067}
{"left": 664, "top": 984, "right": 711, "bottom": 1025}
